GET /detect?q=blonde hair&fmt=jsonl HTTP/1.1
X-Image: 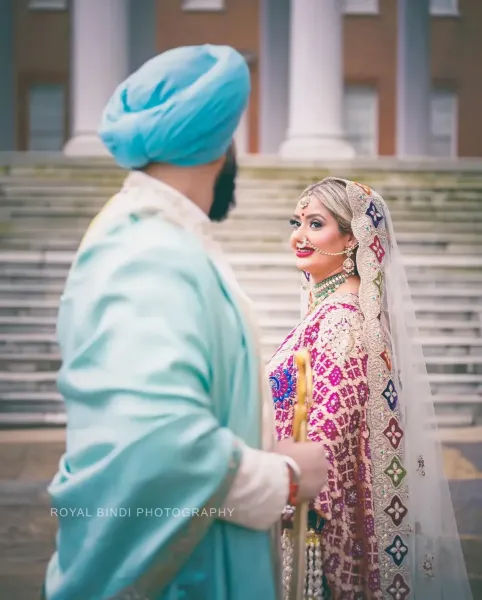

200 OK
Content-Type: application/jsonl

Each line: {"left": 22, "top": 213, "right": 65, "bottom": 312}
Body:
{"left": 300, "top": 178, "right": 352, "bottom": 235}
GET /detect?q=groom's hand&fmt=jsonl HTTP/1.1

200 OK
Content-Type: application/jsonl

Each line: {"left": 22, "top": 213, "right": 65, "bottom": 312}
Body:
{"left": 274, "top": 439, "right": 329, "bottom": 503}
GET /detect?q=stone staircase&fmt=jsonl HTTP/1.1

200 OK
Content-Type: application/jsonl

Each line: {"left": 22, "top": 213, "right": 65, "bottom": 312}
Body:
{"left": 0, "top": 161, "right": 481, "bottom": 428}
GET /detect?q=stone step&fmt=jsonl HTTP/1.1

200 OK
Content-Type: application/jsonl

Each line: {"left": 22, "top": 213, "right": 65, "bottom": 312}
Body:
{"left": 256, "top": 298, "right": 482, "bottom": 312}
{"left": 229, "top": 252, "right": 482, "bottom": 268}
{"left": 0, "top": 369, "right": 481, "bottom": 395}
{"left": 2, "top": 178, "right": 482, "bottom": 197}
{"left": 3, "top": 199, "right": 482, "bottom": 217}
{"left": 0, "top": 280, "right": 478, "bottom": 302}
{"left": 0, "top": 383, "right": 478, "bottom": 430}
{"left": 2, "top": 174, "right": 482, "bottom": 189}
{"left": 0, "top": 253, "right": 481, "bottom": 284}
{"left": 0, "top": 410, "right": 66, "bottom": 427}
{"left": 2, "top": 233, "right": 482, "bottom": 258}
{"left": 0, "top": 371, "right": 58, "bottom": 392}
{"left": 4, "top": 212, "right": 482, "bottom": 235}
{"left": 3, "top": 351, "right": 482, "bottom": 372}
{"left": 242, "top": 282, "right": 482, "bottom": 304}
{"left": 0, "top": 298, "right": 480, "bottom": 319}
{"left": 0, "top": 353, "right": 61, "bottom": 371}
{"left": 2, "top": 250, "right": 479, "bottom": 270}
{"left": 222, "top": 219, "right": 482, "bottom": 233}
{"left": 262, "top": 334, "right": 482, "bottom": 353}
{"left": 0, "top": 333, "right": 58, "bottom": 353}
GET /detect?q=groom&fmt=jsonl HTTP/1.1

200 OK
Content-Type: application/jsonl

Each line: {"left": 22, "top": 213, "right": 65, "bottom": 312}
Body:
{"left": 43, "top": 45, "right": 327, "bottom": 600}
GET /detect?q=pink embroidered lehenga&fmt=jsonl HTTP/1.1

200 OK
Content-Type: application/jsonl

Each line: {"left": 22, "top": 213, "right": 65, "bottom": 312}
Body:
{"left": 269, "top": 295, "right": 380, "bottom": 598}
{"left": 267, "top": 178, "right": 472, "bottom": 600}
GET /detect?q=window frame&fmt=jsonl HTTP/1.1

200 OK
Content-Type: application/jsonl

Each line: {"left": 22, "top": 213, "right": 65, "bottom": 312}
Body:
{"left": 429, "top": 0, "right": 459, "bottom": 17}
{"left": 343, "top": 0, "right": 379, "bottom": 16}
{"left": 17, "top": 74, "right": 69, "bottom": 152}
{"left": 28, "top": 0, "right": 68, "bottom": 11}
{"left": 430, "top": 88, "right": 458, "bottom": 158}
{"left": 343, "top": 83, "right": 379, "bottom": 157}
{"left": 181, "top": 0, "right": 225, "bottom": 12}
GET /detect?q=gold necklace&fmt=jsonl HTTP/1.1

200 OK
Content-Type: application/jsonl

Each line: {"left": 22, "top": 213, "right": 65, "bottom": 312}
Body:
{"left": 309, "top": 272, "right": 347, "bottom": 312}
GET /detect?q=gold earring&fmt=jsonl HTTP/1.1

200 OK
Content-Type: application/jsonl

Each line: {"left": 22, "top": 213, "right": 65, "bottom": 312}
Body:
{"left": 343, "top": 246, "right": 356, "bottom": 276}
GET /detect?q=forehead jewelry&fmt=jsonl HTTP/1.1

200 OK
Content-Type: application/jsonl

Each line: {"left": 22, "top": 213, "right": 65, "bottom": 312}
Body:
{"left": 299, "top": 195, "right": 310, "bottom": 209}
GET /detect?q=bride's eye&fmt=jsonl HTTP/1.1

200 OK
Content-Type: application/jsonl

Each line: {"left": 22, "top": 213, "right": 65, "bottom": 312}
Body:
{"left": 310, "top": 220, "right": 322, "bottom": 229}
{"left": 289, "top": 218, "right": 301, "bottom": 229}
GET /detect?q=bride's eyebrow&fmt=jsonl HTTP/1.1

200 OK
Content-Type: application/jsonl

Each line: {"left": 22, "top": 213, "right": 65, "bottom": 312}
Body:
{"left": 304, "top": 213, "right": 326, "bottom": 220}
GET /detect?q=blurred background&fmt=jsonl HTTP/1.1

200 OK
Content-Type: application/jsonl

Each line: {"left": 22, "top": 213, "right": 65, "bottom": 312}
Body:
{"left": 0, "top": 0, "right": 482, "bottom": 598}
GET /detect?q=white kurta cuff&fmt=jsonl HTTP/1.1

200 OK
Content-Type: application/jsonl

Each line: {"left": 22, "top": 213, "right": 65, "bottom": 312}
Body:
{"left": 220, "top": 444, "right": 290, "bottom": 531}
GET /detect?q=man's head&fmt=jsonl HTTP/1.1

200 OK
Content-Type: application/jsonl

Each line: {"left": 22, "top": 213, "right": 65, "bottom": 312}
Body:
{"left": 98, "top": 45, "right": 249, "bottom": 219}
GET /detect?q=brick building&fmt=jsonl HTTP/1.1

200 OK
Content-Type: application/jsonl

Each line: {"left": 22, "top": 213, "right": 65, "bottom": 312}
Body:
{"left": 0, "top": 0, "right": 481, "bottom": 158}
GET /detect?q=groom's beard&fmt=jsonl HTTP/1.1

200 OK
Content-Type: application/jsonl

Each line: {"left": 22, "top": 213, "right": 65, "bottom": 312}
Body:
{"left": 209, "top": 150, "right": 237, "bottom": 222}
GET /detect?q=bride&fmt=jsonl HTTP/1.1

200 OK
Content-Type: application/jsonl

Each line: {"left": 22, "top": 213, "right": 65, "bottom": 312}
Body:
{"left": 267, "top": 178, "right": 472, "bottom": 599}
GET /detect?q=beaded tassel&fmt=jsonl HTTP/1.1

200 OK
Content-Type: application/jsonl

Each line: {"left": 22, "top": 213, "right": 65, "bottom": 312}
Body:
{"left": 282, "top": 528, "right": 294, "bottom": 600}
{"left": 281, "top": 529, "right": 324, "bottom": 600}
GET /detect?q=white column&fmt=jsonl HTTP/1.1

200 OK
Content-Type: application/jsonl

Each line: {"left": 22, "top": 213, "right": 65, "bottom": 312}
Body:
{"left": 280, "top": 0, "right": 354, "bottom": 160}
{"left": 259, "top": 0, "right": 290, "bottom": 154}
{"left": 64, "top": 0, "right": 129, "bottom": 156}
{"left": 396, "top": 0, "right": 431, "bottom": 157}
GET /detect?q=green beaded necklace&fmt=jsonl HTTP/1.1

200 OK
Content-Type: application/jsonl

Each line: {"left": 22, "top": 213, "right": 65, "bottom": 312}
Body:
{"left": 310, "top": 272, "right": 347, "bottom": 312}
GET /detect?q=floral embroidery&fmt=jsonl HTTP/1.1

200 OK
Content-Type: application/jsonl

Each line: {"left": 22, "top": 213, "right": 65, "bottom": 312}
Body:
{"left": 385, "top": 535, "right": 408, "bottom": 567}
{"left": 355, "top": 182, "right": 372, "bottom": 195}
{"left": 386, "top": 574, "right": 411, "bottom": 600}
{"left": 366, "top": 201, "right": 384, "bottom": 228}
{"left": 383, "top": 495, "right": 408, "bottom": 527}
{"left": 269, "top": 367, "right": 294, "bottom": 404}
{"left": 373, "top": 271, "right": 384, "bottom": 295}
{"left": 382, "top": 380, "right": 398, "bottom": 411}
{"left": 384, "top": 456, "right": 407, "bottom": 488}
{"left": 369, "top": 235, "right": 386, "bottom": 263}
{"left": 383, "top": 417, "right": 404, "bottom": 450}
{"left": 380, "top": 349, "right": 392, "bottom": 372}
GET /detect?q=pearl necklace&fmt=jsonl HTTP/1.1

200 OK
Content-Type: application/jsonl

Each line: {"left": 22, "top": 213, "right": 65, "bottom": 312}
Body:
{"left": 310, "top": 272, "right": 347, "bottom": 312}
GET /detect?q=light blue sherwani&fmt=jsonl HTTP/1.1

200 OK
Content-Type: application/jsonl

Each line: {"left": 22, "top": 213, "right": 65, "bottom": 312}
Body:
{"left": 44, "top": 173, "right": 280, "bottom": 600}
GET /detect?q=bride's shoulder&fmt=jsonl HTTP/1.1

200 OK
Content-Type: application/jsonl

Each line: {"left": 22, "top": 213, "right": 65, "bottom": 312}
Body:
{"left": 311, "top": 293, "right": 362, "bottom": 326}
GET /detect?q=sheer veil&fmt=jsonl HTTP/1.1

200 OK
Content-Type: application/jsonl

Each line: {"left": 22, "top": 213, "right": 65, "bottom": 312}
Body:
{"left": 300, "top": 178, "right": 472, "bottom": 599}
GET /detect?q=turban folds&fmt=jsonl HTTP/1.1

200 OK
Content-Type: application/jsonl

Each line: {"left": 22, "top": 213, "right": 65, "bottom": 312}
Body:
{"left": 99, "top": 45, "right": 250, "bottom": 169}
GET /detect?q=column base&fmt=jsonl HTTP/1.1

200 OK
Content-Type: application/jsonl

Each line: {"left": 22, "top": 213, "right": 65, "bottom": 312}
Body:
{"left": 279, "top": 136, "right": 356, "bottom": 160}
{"left": 64, "top": 133, "right": 110, "bottom": 157}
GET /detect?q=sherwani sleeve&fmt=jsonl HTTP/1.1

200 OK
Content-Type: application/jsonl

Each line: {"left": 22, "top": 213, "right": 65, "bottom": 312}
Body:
{"left": 57, "top": 236, "right": 288, "bottom": 537}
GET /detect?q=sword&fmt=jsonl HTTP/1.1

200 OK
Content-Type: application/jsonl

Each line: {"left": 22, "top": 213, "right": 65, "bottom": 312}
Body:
{"left": 289, "top": 349, "right": 313, "bottom": 600}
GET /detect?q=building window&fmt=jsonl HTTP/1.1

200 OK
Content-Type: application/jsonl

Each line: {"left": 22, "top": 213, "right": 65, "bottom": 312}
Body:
{"left": 430, "top": 90, "right": 457, "bottom": 157}
{"left": 430, "top": 0, "right": 458, "bottom": 16}
{"left": 28, "top": 84, "right": 65, "bottom": 151}
{"left": 182, "top": 0, "right": 224, "bottom": 11}
{"left": 343, "top": 0, "right": 379, "bottom": 15}
{"left": 343, "top": 85, "right": 378, "bottom": 156}
{"left": 28, "top": 0, "right": 68, "bottom": 9}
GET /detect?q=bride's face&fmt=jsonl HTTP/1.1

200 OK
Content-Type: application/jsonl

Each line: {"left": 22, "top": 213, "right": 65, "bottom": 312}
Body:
{"left": 289, "top": 196, "right": 353, "bottom": 282}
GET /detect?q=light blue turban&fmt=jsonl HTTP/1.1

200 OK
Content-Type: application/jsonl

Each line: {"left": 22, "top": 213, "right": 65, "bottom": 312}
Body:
{"left": 99, "top": 45, "right": 250, "bottom": 169}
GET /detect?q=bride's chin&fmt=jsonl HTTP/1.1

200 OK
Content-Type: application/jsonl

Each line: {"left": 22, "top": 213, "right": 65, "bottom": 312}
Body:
{"left": 295, "top": 258, "right": 314, "bottom": 271}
